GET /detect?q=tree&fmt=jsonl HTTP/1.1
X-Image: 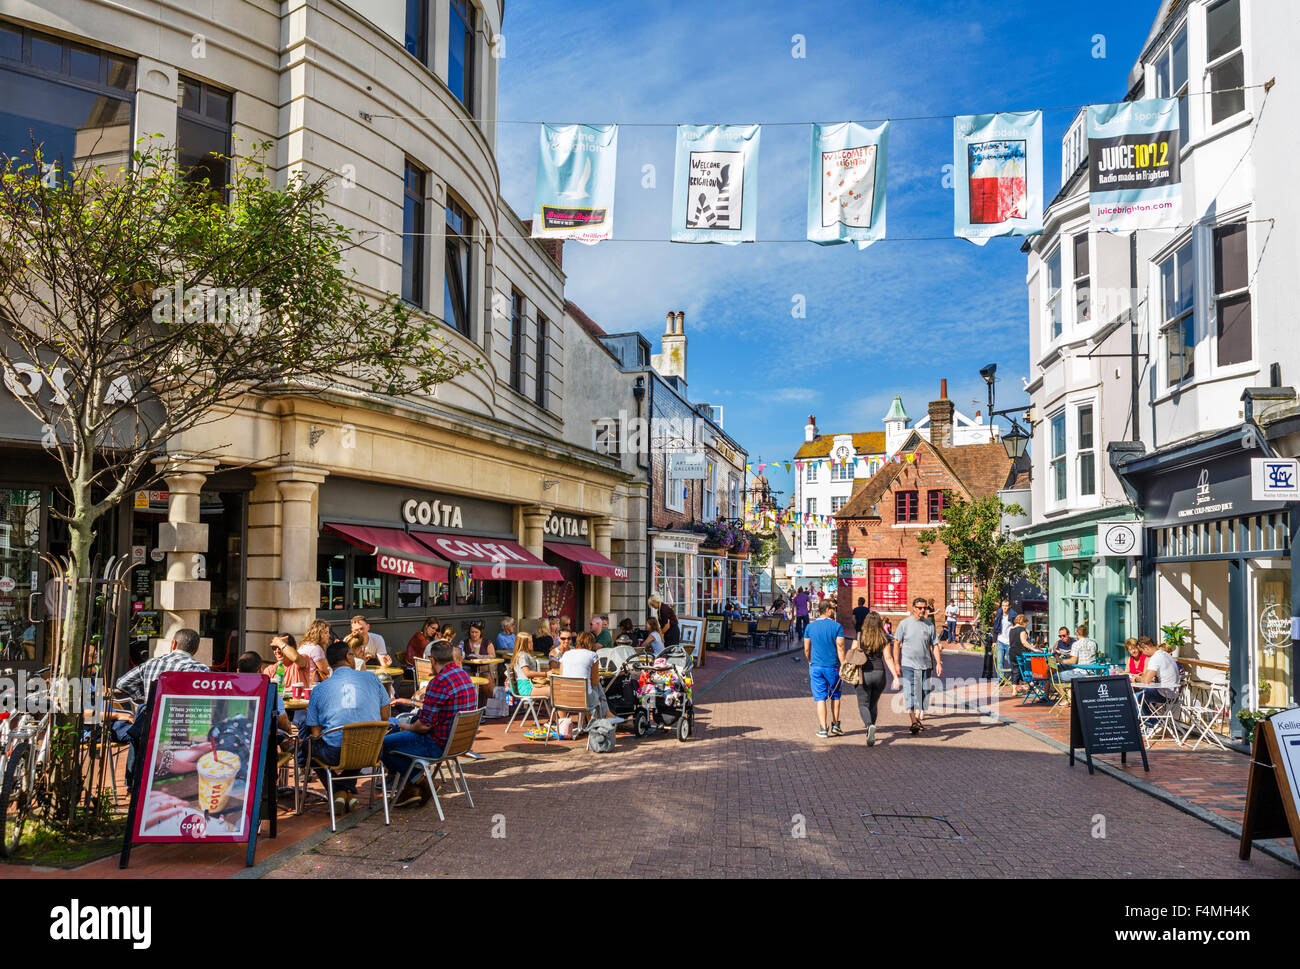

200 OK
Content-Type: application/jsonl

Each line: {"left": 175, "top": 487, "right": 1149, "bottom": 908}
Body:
{"left": 0, "top": 141, "right": 478, "bottom": 818}
{"left": 916, "top": 493, "right": 1034, "bottom": 635}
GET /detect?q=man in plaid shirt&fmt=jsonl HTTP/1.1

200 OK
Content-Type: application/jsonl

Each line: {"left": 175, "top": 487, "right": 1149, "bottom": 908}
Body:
{"left": 111, "top": 629, "right": 207, "bottom": 786}
{"left": 382, "top": 639, "right": 477, "bottom": 807}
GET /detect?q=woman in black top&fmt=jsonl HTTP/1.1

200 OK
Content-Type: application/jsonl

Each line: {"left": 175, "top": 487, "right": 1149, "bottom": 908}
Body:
{"left": 1007, "top": 613, "right": 1031, "bottom": 689}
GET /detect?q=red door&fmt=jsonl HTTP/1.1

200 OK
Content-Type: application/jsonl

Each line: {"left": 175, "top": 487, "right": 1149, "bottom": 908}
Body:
{"left": 542, "top": 548, "right": 583, "bottom": 630}
{"left": 870, "top": 560, "right": 908, "bottom": 611}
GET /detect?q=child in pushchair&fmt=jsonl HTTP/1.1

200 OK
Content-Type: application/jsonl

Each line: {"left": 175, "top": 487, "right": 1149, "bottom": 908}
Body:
{"left": 601, "top": 645, "right": 694, "bottom": 741}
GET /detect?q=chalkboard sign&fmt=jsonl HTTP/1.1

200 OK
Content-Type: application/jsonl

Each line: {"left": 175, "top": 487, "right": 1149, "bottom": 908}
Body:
{"left": 704, "top": 615, "right": 725, "bottom": 647}
{"left": 1240, "top": 708, "right": 1300, "bottom": 864}
{"left": 1068, "top": 674, "right": 1149, "bottom": 775}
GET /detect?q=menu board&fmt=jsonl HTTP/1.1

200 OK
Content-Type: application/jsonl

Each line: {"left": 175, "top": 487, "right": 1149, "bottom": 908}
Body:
{"left": 122, "top": 671, "right": 274, "bottom": 867}
{"left": 704, "top": 614, "right": 726, "bottom": 647}
{"left": 1068, "top": 674, "right": 1149, "bottom": 774}
{"left": 1240, "top": 708, "right": 1300, "bottom": 864}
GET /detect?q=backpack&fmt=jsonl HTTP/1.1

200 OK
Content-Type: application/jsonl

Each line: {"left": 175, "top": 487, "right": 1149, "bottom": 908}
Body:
{"left": 587, "top": 718, "right": 617, "bottom": 753}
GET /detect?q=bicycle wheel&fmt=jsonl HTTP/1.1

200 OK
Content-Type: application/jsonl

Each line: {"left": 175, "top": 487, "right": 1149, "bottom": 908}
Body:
{"left": 0, "top": 741, "right": 32, "bottom": 858}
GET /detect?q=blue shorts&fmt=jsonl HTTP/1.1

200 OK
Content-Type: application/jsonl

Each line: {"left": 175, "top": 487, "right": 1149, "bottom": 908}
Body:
{"left": 810, "top": 665, "right": 842, "bottom": 701}
{"left": 900, "top": 666, "right": 934, "bottom": 711}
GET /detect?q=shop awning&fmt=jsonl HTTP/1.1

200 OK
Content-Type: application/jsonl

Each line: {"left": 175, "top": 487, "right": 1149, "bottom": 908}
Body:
{"left": 414, "top": 533, "right": 562, "bottom": 582}
{"left": 323, "top": 522, "right": 450, "bottom": 582}
{"left": 546, "top": 542, "right": 629, "bottom": 580}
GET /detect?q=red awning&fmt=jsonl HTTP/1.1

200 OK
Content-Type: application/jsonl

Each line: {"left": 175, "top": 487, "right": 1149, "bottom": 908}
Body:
{"left": 323, "top": 523, "right": 449, "bottom": 582}
{"left": 414, "top": 533, "right": 563, "bottom": 582}
{"left": 546, "top": 542, "right": 628, "bottom": 580}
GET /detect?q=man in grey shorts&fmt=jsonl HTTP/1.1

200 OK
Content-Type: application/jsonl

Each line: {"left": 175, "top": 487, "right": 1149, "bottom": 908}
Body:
{"left": 887, "top": 597, "right": 944, "bottom": 734}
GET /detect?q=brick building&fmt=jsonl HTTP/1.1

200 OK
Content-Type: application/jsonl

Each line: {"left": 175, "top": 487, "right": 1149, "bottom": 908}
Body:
{"left": 834, "top": 385, "right": 1020, "bottom": 631}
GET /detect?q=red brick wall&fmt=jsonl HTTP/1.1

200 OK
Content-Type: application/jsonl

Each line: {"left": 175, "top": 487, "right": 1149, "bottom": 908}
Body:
{"left": 835, "top": 456, "right": 962, "bottom": 630}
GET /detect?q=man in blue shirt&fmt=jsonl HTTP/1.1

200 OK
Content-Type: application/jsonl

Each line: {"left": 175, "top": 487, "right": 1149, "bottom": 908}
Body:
{"left": 495, "top": 617, "right": 517, "bottom": 654}
{"left": 803, "top": 600, "right": 846, "bottom": 739}
{"left": 303, "top": 641, "right": 391, "bottom": 815}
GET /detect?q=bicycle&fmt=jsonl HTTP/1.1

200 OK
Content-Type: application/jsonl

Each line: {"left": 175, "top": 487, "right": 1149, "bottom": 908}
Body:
{"left": 0, "top": 666, "right": 56, "bottom": 858}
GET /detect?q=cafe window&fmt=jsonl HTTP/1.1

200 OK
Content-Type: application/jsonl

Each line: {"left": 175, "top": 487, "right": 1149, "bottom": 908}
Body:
{"left": 696, "top": 553, "right": 725, "bottom": 614}
{"left": 0, "top": 24, "right": 134, "bottom": 181}
{"left": 351, "top": 553, "right": 384, "bottom": 612}
{"left": 895, "top": 490, "right": 918, "bottom": 523}
{"left": 403, "top": 160, "right": 427, "bottom": 308}
{"left": 1214, "top": 220, "right": 1251, "bottom": 367}
{"left": 509, "top": 289, "right": 525, "bottom": 392}
{"left": 178, "top": 75, "right": 232, "bottom": 199}
{"left": 654, "top": 551, "right": 688, "bottom": 609}
{"left": 447, "top": 0, "right": 477, "bottom": 113}
{"left": 315, "top": 545, "right": 384, "bottom": 614}
{"left": 444, "top": 196, "right": 473, "bottom": 336}
{"left": 1205, "top": 0, "right": 1245, "bottom": 127}
{"left": 1154, "top": 24, "right": 1189, "bottom": 146}
{"left": 1159, "top": 237, "right": 1195, "bottom": 386}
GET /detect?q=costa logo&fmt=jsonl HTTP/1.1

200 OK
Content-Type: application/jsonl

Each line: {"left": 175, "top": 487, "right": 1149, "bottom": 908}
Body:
{"left": 178, "top": 813, "right": 207, "bottom": 840}
{"left": 429, "top": 537, "right": 527, "bottom": 563}
{"left": 401, "top": 498, "right": 464, "bottom": 529}
{"left": 377, "top": 555, "right": 416, "bottom": 575}
{"left": 190, "top": 678, "right": 235, "bottom": 690}
{"left": 543, "top": 514, "right": 588, "bottom": 538}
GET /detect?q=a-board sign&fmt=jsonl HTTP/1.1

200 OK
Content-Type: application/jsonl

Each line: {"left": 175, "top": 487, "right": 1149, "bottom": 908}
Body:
{"left": 677, "top": 617, "right": 705, "bottom": 666}
{"left": 1240, "top": 707, "right": 1300, "bottom": 864}
{"left": 1068, "top": 674, "right": 1149, "bottom": 774}
{"left": 121, "top": 671, "right": 276, "bottom": 868}
{"left": 704, "top": 614, "right": 726, "bottom": 647}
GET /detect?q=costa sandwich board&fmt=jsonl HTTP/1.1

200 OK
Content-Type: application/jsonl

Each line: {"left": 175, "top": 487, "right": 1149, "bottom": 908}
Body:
{"left": 121, "top": 671, "right": 277, "bottom": 868}
{"left": 1068, "top": 674, "right": 1150, "bottom": 775}
{"left": 1239, "top": 707, "right": 1300, "bottom": 864}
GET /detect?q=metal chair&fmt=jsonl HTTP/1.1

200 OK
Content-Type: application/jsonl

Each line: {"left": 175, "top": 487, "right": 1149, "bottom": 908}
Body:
{"left": 545, "top": 675, "right": 595, "bottom": 744}
{"left": 1047, "top": 659, "right": 1072, "bottom": 716}
{"left": 1018, "top": 655, "right": 1052, "bottom": 705}
{"left": 388, "top": 708, "right": 485, "bottom": 822}
{"left": 1179, "top": 678, "right": 1229, "bottom": 750}
{"left": 1136, "top": 673, "right": 1185, "bottom": 746}
{"left": 308, "top": 721, "right": 391, "bottom": 831}
{"left": 504, "top": 665, "right": 550, "bottom": 734}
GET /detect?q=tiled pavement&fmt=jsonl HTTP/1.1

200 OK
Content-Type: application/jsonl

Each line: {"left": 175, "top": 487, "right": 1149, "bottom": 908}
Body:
{"left": 255, "top": 646, "right": 1297, "bottom": 879}
{"left": 936, "top": 651, "right": 1296, "bottom": 862}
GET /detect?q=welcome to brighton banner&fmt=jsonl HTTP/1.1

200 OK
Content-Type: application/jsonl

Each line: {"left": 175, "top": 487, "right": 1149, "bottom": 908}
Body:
{"left": 807, "top": 121, "right": 889, "bottom": 249}
{"left": 671, "top": 124, "right": 761, "bottom": 244}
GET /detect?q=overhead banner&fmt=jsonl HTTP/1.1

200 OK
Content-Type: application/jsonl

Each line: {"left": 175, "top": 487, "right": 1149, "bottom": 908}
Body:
{"left": 672, "top": 124, "right": 760, "bottom": 244}
{"left": 953, "top": 110, "right": 1042, "bottom": 245}
{"left": 808, "top": 121, "right": 889, "bottom": 249}
{"left": 532, "top": 123, "right": 618, "bottom": 245}
{"left": 1087, "top": 99, "right": 1181, "bottom": 231}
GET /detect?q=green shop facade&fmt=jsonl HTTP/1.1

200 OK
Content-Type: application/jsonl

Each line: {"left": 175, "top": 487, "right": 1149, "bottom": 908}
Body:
{"left": 1021, "top": 508, "right": 1141, "bottom": 663}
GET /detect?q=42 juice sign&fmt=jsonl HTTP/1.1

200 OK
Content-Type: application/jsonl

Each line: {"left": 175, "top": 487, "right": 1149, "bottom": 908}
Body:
{"left": 1087, "top": 99, "right": 1182, "bottom": 230}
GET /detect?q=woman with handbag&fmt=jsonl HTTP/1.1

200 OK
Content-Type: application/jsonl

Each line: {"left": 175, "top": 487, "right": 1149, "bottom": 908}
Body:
{"left": 848, "top": 612, "right": 891, "bottom": 747}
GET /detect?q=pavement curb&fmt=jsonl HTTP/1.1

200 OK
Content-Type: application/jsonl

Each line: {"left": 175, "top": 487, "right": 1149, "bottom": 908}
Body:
{"left": 937, "top": 685, "right": 1300, "bottom": 872}
{"left": 232, "top": 796, "right": 387, "bottom": 880}
{"left": 697, "top": 644, "right": 802, "bottom": 695}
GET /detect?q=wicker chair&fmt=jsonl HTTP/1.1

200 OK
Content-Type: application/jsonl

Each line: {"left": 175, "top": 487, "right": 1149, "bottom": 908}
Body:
{"left": 729, "top": 620, "right": 753, "bottom": 651}
{"left": 389, "top": 708, "right": 485, "bottom": 822}
{"left": 309, "top": 721, "right": 391, "bottom": 831}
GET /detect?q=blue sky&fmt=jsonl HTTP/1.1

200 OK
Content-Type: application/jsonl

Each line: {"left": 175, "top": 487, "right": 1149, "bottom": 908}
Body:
{"left": 496, "top": 0, "right": 1158, "bottom": 503}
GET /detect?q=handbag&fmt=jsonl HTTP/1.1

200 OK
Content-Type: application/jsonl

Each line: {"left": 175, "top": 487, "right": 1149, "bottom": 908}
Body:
{"left": 840, "top": 645, "right": 868, "bottom": 687}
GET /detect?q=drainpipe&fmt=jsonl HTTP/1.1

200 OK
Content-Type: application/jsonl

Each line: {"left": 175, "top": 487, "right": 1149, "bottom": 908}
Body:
{"left": 637, "top": 373, "right": 653, "bottom": 610}
{"left": 1129, "top": 231, "right": 1140, "bottom": 442}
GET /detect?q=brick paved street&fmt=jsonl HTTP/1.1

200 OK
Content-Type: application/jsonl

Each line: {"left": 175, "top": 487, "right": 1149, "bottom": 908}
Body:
{"left": 259, "top": 650, "right": 1297, "bottom": 879}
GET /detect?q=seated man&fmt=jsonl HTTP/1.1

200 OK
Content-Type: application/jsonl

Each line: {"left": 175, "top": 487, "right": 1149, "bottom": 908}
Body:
{"left": 383, "top": 640, "right": 478, "bottom": 808}
{"left": 1052, "top": 626, "right": 1074, "bottom": 656}
{"left": 302, "top": 641, "right": 391, "bottom": 816}
{"left": 1055, "top": 623, "right": 1098, "bottom": 681}
{"left": 589, "top": 616, "right": 614, "bottom": 649}
{"left": 112, "top": 628, "right": 207, "bottom": 788}
{"left": 1133, "top": 636, "right": 1179, "bottom": 724}
{"left": 494, "top": 617, "right": 517, "bottom": 655}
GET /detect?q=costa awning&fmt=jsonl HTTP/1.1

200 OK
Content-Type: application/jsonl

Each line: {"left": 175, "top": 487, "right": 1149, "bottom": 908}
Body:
{"left": 414, "top": 533, "right": 562, "bottom": 582}
{"left": 323, "top": 522, "right": 449, "bottom": 582}
{"left": 546, "top": 542, "right": 629, "bottom": 580}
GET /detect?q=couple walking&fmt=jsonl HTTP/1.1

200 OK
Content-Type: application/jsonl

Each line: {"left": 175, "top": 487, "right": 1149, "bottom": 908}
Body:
{"left": 803, "top": 597, "right": 945, "bottom": 742}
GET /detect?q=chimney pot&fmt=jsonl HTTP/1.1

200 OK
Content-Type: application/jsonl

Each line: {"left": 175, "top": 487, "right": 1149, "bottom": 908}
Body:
{"left": 940, "top": 378, "right": 948, "bottom": 399}
{"left": 676, "top": 311, "right": 685, "bottom": 334}
{"left": 665, "top": 312, "right": 675, "bottom": 335}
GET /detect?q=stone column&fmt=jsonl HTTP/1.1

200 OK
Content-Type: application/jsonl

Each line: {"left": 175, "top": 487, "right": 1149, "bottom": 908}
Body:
{"left": 593, "top": 517, "right": 615, "bottom": 619}
{"left": 152, "top": 459, "right": 217, "bottom": 662}
{"left": 521, "top": 505, "right": 551, "bottom": 623}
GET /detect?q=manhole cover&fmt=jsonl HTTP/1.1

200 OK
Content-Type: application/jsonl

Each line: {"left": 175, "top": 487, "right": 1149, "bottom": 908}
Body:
{"left": 860, "top": 812, "right": 964, "bottom": 840}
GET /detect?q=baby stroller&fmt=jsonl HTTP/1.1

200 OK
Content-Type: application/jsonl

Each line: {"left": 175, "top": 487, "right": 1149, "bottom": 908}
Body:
{"left": 603, "top": 646, "right": 695, "bottom": 741}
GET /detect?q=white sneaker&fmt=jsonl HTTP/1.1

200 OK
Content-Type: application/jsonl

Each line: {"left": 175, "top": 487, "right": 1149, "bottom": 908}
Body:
{"left": 333, "top": 794, "right": 348, "bottom": 816}
{"left": 866, "top": 724, "right": 876, "bottom": 747}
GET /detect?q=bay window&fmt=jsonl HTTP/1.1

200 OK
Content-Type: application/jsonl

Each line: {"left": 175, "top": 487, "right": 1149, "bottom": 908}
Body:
{"left": 1159, "top": 238, "right": 1195, "bottom": 387}
{"left": 1072, "top": 232, "right": 1090, "bottom": 325}
{"left": 1077, "top": 404, "right": 1096, "bottom": 498}
{"left": 1049, "top": 411, "right": 1066, "bottom": 503}
{"left": 1154, "top": 25, "right": 1189, "bottom": 146}
{"left": 1046, "top": 246, "right": 1062, "bottom": 340}
{"left": 1213, "top": 220, "right": 1251, "bottom": 367}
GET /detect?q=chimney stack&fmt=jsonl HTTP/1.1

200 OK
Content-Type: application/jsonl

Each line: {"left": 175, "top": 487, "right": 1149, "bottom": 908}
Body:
{"left": 805, "top": 414, "right": 817, "bottom": 443}
{"left": 928, "top": 381, "right": 955, "bottom": 448}
{"left": 652, "top": 309, "right": 688, "bottom": 383}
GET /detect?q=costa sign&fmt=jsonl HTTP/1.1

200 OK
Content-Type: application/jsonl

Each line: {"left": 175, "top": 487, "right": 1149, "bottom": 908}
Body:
{"left": 544, "top": 513, "right": 588, "bottom": 538}
{"left": 401, "top": 498, "right": 463, "bottom": 529}
{"left": 424, "top": 536, "right": 528, "bottom": 563}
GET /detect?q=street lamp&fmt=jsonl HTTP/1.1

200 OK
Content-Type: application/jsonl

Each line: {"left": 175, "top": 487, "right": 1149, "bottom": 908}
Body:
{"left": 1001, "top": 422, "right": 1029, "bottom": 460}
{"left": 980, "top": 363, "right": 997, "bottom": 442}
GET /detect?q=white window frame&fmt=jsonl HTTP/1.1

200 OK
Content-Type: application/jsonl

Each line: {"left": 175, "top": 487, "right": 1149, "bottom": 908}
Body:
{"left": 1074, "top": 400, "right": 1097, "bottom": 502}
{"left": 703, "top": 461, "right": 717, "bottom": 522}
{"left": 805, "top": 529, "right": 818, "bottom": 549}
{"left": 806, "top": 497, "right": 817, "bottom": 516}
{"left": 665, "top": 461, "right": 684, "bottom": 513}
{"left": 1045, "top": 245, "right": 1063, "bottom": 342}
{"left": 1212, "top": 218, "right": 1253, "bottom": 371}
{"left": 1203, "top": 0, "right": 1248, "bottom": 136}
{"left": 1153, "top": 23, "right": 1189, "bottom": 151}
{"left": 831, "top": 495, "right": 847, "bottom": 514}
{"left": 1071, "top": 231, "right": 1090, "bottom": 328}
{"left": 1158, "top": 235, "right": 1196, "bottom": 389}
{"left": 805, "top": 461, "right": 818, "bottom": 482}
{"left": 1048, "top": 409, "right": 1067, "bottom": 507}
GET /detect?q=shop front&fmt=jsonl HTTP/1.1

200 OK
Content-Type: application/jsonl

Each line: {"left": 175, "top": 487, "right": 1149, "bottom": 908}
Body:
{"left": 652, "top": 532, "right": 701, "bottom": 618}
{"left": 1022, "top": 510, "right": 1141, "bottom": 662}
{"left": 1120, "top": 435, "right": 1296, "bottom": 735}
{"left": 316, "top": 478, "right": 560, "bottom": 654}
{"left": 541, "top": 510, "right": 626, "bottom": 629}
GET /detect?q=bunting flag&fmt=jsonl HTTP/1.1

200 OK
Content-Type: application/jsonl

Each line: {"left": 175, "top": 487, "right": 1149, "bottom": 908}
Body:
{"left": 784, "top": 462, "right": 792, "bottom": 473}
{"left": 953, "top": 110, "right": 1043, "bottom": 245}
{"left": 532, "top": 123, "right": 619, "bottom": 245}
{"left": 809, "top": 121, "right": 888, "bottom": 249}
{"left": 672, "top": 124, "right": 761, "bottom": 244}
{"left": 1087, "top": 99, "right": 1182, "bottom": 231}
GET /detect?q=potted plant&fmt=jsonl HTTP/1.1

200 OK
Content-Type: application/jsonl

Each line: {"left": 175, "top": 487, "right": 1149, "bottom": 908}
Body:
{"left": 1159, "top": 620, "right": 1189, "bottom": 657}
{"left": 1237, "top": 708, "right": 1271, "bottom": 744}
